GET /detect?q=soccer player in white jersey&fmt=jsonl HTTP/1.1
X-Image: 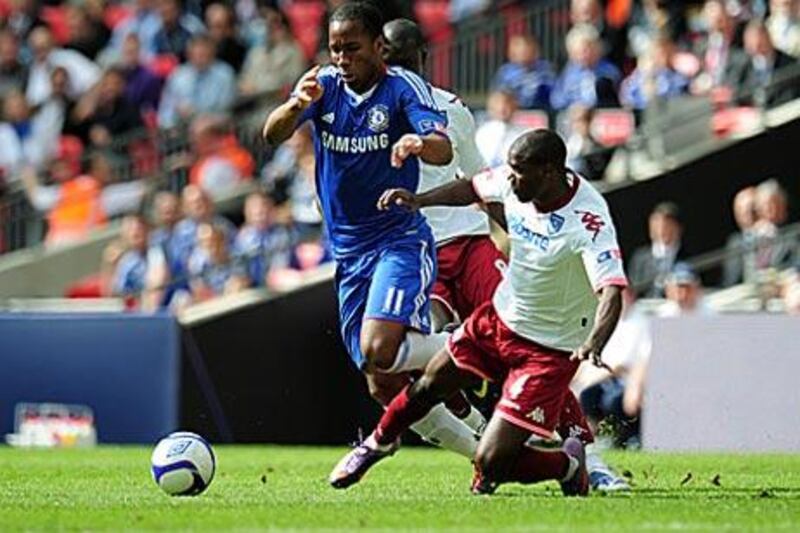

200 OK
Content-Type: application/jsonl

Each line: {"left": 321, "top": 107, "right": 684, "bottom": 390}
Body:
{"left": 375, "top": 19, "right": 629, "bottom": 492}
{"left": 329, "top": 129, "right": 627, "bottom": 496}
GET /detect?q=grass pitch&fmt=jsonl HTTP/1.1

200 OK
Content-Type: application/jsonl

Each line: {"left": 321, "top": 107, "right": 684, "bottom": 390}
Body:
{"left": 1, "top": 446, "right": 799, "bottom": 531}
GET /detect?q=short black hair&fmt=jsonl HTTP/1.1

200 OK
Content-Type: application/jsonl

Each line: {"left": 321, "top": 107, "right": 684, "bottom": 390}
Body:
{"left": 508, "top": 129, "right": 567, "bottom": 169}
{"left": 330, "top": 1, "right": 384, "bottom": 40}
{"left": 383, "top": 18, "right": 427, "bottom": 72}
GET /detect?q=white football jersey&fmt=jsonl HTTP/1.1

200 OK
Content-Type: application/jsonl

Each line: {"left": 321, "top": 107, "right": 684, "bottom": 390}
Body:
{"left": 419, "top": 87, "right": 490, "bottom": 245}
{"left": 471, "top": 166, "right": 628, "bottom": 351}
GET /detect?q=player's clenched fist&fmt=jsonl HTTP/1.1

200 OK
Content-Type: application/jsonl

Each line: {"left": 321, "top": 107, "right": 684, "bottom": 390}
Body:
{"left": 390, "top": 134, "right": 424, "bottom": 168}
{"left": 291, "top": 65, "right": 324, "bottom": 110}
{"left": 377, "top": 188, "right": 419, "bottom": 211}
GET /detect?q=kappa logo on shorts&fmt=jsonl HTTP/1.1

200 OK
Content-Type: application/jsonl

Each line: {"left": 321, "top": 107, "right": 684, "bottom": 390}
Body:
{"left": 527, "top": 406, "right": 545, "bottom": 425}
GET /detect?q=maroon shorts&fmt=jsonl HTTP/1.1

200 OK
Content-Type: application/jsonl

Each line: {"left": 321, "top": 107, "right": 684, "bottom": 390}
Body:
{"left": 432, "top": 235, "right": 506, "bottom": 321}
{"left": 447, "top": 301, "right": 580, "bottom": 438}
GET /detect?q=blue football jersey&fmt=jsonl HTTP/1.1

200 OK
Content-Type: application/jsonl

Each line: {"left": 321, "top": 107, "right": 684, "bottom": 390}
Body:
{"left": 298, "top": 65, "right": 448, "bottom": 258}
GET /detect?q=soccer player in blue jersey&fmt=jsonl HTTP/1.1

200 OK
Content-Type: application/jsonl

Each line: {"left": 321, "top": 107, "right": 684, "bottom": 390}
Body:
{"left": 263, "top": 2, "right": 481, "bottom": 460}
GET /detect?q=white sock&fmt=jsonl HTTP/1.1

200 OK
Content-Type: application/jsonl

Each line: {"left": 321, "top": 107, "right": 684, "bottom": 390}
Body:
{"left": 410, "top": 404, "right": 479, "bottom": 459}
{"left": 461, "top": 406, "right": 487, "bottom": 435}
{"left": 386, "top": 331, "right": 449, "bottom": 373}
{"left": 585, "top": 443, "right": 609, "bottom": 473}
{"left": 561, "top": 457, "right": 579, "bottom": 482}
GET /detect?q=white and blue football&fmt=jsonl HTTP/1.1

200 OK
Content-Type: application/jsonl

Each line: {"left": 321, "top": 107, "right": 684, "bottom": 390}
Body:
{"left": 151, "top": 431, "right": 216, "bottom": 496}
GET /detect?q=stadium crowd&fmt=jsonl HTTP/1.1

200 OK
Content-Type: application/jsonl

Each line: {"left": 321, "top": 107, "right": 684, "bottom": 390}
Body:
{"left": 0, "top": 1, "right": 798, "bottom": 321}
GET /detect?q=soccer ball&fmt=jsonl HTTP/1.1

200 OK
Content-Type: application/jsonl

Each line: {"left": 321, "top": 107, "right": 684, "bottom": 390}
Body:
{"left": 151, "top": 431, "right": 216, "bottom": 496}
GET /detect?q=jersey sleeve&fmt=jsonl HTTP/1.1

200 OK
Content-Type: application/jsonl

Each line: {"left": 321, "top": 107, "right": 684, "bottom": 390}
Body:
{"left": 449, "top": 100, "right": 487, "bottom": 177}
{"left": 574, "top": 204, "right": 629, "bottom": 291}
{"left": 395, "top": 70, "right": 448, "bottom": 137}
{"left": 470, "top": 166, "right": 510, "bottom": 203}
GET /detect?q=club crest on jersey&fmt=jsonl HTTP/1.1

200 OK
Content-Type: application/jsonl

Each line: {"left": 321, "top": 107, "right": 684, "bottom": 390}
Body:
{"left": 548, "top": 213, "right": 565, "bottom": 235}
{"left": 367, "top": 104, "right": 390, "bottom": 132}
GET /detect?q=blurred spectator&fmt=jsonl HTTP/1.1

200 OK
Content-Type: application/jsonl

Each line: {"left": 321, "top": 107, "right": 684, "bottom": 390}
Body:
{"left": 158, "top": 34, "right": 237, "bottom": 128}
{"left": 172, "top": 184, "right": 236, "bottom": 268}
{"left": 766, "top": 0, "right": 800, "bottom": 58}
{"left": 262, "top": 125, "right": 322, "bottom": 238}
{"left": 188, "top": 222, "right": 250, "bottom": 301}
{"left": 628, "top": 202, "right": 685, "bottom": 297}
{"left": 490, "top": 34, "right": 554, "bottom": 110}
{"left": 153, "top": 0, "right": 206, "bottom": 62}
{"left": 474, "top": 90, "right": 527, "bottom": 167}
{"left": 120, "top": 34, "right": 163, "bottom": 114}
{"left": 21, "top": 151, "right": 147, "bottom": 248}
{"left": 111, "top": 214, "right": 151, "bottom": 299}
{"left": 205, "top": 3, "right": 247, "bottom": 73}
{"left": 234, "top": 191, "right": 296, "bottom": 287}
{"left": 65, "top": 4, "right": 111, "bottom": 61}
{"left": 620, "top": 34, "right": 690, "bottom": 110}
{"left": 628, "top": 0, "right": 689, "bottom": 59}
{"left": 0, "top": 29, "right": 28, "bottom": 96}
{"left": 106, "top": 0, "right": 163, "bottom": 60}
{"left": 3, "top": 0, "right": 47, "bottom": 43}
{"left": 726, "top": 18, "right": 800, "bottom": 107}
{"left": 450, "top": 0, "right": 491, "bottom": 23}
{"left": 784, "top": 271, "right": 800, "bottom": 313}
{"left": 749, "top": 179, "right": 795, "bottom": 273}
{"left": 72, "top": 67, "right": 144, "bottom": 149}
{"left": 0, "top": 89, "right": 60, "bottom": 179}
{"left": 723, "top": 185, "right": 758, "bottom": 286}
{"left": 187, "top": 113, "right": 254, "bottom": 197}
{"left": 26, "top": 26, "right": 102, "bottom": 107}
{"left": 238, "top": 7, "right": 305, "bottom": 97}
{"left": 658, "top": 262, "right": 711, "bottom": 316}
{"left": 550, "top": 24, "right": 622, "bottom": 111}
{"left": 149, "top": 191, "right": 182, "bottom": 251}
{"left": 575, "top": 289, "right": 651, "bottom": 448}
{"left": 570, "top": 0, "right": 628, "bottom": 68}
{"left": 564, "top": 105, "right": 612, "bottom": 180}
{"left": 690, "top": 0, "right": 746, "bottom": 95}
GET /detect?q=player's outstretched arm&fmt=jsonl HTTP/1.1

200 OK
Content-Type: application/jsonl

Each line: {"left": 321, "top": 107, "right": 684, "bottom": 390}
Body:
{"left": 570, "top": 285, "right": 624, "bottom": 367}
{"left": 262, "top": 65, "right": 323, "bottom": 145}
{"left": 390, "top": 133, "right": 453, "bottom": 168}
{"left": 377, "top": 178, "right": 479, "bottom": 211}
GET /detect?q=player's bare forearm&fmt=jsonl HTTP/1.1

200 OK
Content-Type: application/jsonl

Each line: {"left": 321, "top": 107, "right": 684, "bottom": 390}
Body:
{"left": 418, "top": 178, "right": 480, "bottom": 208}
{"left": 584, "top": 285, "right": 624, "bottom": 354}
{"left": 262, "top": 98, "right": 304, "bottom": 145}
{"left": 483, "top": 202, "right": 507, "bottom": 231}
{"left": 418, "top": 133, "right": 453, "bottom": 165}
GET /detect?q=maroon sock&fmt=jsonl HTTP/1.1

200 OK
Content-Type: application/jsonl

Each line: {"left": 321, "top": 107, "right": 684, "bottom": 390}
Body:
{"left": 556, "top": 391, "right": 595, "bottom": 445}
{"left": 374, "top": 385, "right": 435, "bottom": 445}
{"left": 443, "top": 391, "right": 471, "bottom": 419}
{"left": 507, "top": 447, "right": 570, "bottom": 484}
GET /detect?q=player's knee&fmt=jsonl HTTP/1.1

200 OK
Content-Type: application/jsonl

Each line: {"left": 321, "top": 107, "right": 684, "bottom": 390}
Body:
{"left": 474, "top": 442, "right": 509, "bottom": 481}
{"left": 361, "top": 336, "right": 401, "bottom": 372}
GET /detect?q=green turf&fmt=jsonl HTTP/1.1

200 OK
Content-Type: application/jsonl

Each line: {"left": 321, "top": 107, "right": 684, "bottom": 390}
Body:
{"left": 1, "top": 446, "right": 798, "bottom": 531}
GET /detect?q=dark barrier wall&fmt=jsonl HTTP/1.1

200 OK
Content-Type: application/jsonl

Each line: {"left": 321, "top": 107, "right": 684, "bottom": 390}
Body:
{"left": 607, "top": 117, "right": 800, "bottom": 282}
{"left": 180, "top": 280, "right": 380, "bottom": 444}
{"left": 0, "top": 313, "right": 179, "bottom": 443}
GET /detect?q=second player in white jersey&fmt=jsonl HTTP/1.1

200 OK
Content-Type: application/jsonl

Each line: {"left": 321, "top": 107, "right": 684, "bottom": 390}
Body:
{"left": 471, "top": 166, "right": 627, "bottom": 351}
{"left": 419, "top": 87, "right": 490, "bottom": 245}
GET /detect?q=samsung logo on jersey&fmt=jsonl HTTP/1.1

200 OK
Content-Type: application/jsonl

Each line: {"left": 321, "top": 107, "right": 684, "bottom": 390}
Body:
{"left": 320, "top": 131, "right": 390, "bottom": 154}
{"left": 509, "top": 215, "right": 550, "bottom": 251}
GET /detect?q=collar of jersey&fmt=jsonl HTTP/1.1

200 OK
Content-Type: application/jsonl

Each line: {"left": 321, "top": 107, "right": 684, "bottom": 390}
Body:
{"left": 535, "top": 169, "right": 580, "bottom": 213}
{"left": 343, "top": 77, "right": 381, "bottom": 106}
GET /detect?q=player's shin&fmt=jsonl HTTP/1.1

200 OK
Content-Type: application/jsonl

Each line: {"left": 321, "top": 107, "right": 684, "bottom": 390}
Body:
{"left": 385, "top": 331, "right": 450, "bottom": 373}
{"left": 410, "top": 404, "right": 479, "bottom": 459}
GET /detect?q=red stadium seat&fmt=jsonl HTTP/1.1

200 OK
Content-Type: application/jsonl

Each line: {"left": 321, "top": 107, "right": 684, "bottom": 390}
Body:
{"left": 284, "top": 0, "right": 326, "bottom": 61}
{"left": 41, "top": 6, "right": 70, "bottom": 45}
{"left": 589, "top": 109, "right": 635, "bottom": 146}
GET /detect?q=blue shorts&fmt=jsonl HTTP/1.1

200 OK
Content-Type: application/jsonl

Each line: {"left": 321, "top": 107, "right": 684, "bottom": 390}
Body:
{"left": 335, "top": 231, "right": 437, "bottom": 369}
